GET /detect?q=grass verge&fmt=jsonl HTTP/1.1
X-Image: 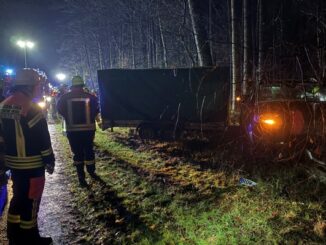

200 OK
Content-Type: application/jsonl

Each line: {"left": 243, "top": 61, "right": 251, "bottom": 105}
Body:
{"left": 56, "top": 125, "right": 326, "bottom": 244}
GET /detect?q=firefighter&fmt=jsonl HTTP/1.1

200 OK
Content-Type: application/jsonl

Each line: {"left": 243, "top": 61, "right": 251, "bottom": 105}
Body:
{"left": 57, "top": 75, "right": 100, "bottom": 187}
{"left": 0, "top": 79, "right": 5, "bottom": 101}
{"left": 0, "top": 79, "right": 7, "bottom": 216}
{"left": 0, "top": 68, "right": 55, "bottom": 245}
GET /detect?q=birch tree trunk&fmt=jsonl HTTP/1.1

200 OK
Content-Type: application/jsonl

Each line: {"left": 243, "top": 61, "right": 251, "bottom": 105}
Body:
{"left": 242, "top": 0, "right": 249, "bottom": 96}
{"left": 158, "top": 15, "right": 168, "bottom": 68}
{"left": 130, "top": 24, "right": 136, "bottom": 69}
{"left": 82, "top": 34, "right": 95, "bottom": 90}
{"left": 188, "top": 0, "right": 212, "bottom": 66}
{"left": 256, "top": 0, "right": 263, "bottom": 101}
{"left": 208, "top": 0, "right": 214, "bottom": 64}
{"left": 97, "top": 38, "right": 104, "bottom": 70}
{"left": 229, "top": 0, "right": 241, "bottom": 125}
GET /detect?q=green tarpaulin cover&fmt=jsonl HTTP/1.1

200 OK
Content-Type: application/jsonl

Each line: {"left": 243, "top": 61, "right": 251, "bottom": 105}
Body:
{"left": 98, "top": 67, "right": 229, "bottom": 127}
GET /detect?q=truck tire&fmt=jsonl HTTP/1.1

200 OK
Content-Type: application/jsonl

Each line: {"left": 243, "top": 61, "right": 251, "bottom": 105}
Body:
{"left": 138, "top": 124, "right": 157, "bottom": 140}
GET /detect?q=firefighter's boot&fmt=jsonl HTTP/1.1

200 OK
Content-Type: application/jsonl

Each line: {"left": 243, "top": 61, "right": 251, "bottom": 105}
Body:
{"left": 21, "top": 228, "right": 53, "bottom": 245}
{"left": 30, "top": 236, "right": 53, "bottom": 245}
{"left": 76, "top": 165, "right": 87, "bottom": 187}
{"left": 34, "top": 236, "right": 53, "bottom": 245}
{"left": 7, "top": 222, "right": 21, "bottom": 245}
{"left": 86, "top": 164, "right": 97, "bottom": 178}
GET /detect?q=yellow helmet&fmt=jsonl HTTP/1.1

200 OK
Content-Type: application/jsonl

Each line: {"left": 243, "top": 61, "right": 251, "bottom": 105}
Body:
{"left": 14, "top": 69, "right": 41, "bottom": 86}
{"left": 71, "top": 75, "right": 85, "bottom": 87}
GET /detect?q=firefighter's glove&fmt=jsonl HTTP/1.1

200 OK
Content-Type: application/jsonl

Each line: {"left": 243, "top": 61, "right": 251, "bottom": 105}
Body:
{"left": 45, "top": 163, "right": 55, "bottom": 175}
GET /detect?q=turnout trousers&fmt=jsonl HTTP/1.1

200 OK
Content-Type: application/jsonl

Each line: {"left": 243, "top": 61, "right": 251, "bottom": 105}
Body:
{"left": 67, "top": 130, "right": 96, "bottom": 181}
{"left": 7, "top": 168, "right": 45, "bottom": 244}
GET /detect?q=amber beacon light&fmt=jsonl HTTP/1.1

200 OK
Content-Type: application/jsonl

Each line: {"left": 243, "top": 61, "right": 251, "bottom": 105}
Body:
{"left": 259, "top": 113, "right": 283, "bottom": 130}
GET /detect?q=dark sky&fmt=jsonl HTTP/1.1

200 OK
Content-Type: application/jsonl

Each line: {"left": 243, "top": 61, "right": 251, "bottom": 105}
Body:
{"left": 0, "top": 0, "right": 64, "bottom": 79}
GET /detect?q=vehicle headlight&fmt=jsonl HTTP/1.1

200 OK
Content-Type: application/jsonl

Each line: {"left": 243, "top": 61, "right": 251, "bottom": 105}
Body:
{"left": 45, "top": 96, "right": 52, "bottom": 102}
{"left": 38, "top": 101, "right": 46, "bottom": 109}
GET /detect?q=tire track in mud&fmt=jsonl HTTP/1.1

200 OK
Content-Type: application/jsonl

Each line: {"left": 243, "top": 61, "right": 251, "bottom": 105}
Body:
{"left": 94, "top": 133, "right": 235, "bottom": 201}
{"left": 94, "top": 146, "right": 233, "bottom": 210}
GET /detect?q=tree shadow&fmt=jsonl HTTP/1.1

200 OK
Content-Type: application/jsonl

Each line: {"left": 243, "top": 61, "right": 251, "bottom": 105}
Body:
{"left": 85, "top": 175, "right": 163, "bottom": 244}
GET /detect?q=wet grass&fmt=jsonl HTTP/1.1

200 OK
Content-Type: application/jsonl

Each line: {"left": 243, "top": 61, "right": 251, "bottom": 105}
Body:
{"left": 55, "top": 125, "right": 326, "bottom": 244}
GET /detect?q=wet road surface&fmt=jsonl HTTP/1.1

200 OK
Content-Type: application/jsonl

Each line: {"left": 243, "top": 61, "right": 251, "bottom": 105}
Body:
{"left": 35, "top": 124, "right": 77, "bottom": 244}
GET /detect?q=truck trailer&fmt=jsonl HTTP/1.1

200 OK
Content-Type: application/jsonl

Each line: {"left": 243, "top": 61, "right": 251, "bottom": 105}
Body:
{"left": 98, "top": 67, "right": 230, "bottom": 139}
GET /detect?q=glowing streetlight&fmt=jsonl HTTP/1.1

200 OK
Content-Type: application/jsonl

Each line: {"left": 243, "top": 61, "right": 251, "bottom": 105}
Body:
{"left": 16, "top": 40, "right": 35, "bottom": 68}
{"left": 56, "top": 73, "right": 66, "bottom": 81}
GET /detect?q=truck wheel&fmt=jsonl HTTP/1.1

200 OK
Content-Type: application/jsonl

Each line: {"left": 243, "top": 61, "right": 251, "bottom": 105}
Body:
{"left": 138, "top": 126, "right": 156, "bottom": 140}
{"left": 159, "top": 129, "right": 182, "bottom": 141}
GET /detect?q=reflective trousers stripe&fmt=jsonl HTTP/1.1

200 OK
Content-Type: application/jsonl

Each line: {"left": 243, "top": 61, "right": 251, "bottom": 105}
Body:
{"left": 6, "top": 161, "right": 44, "bottom": 169}
{"left": 5, "top": 155, "right": 42, "bottom": 161}
{"left": 74, "top": 161, "right": 83, "bottom": 166}
{"left": 7, "top": 213, "right": 20, "bottom": 224}
{"left": 65, "top": 124, "right": 96, "bottom": 132}
{"left": 20, "top": 219, "right": 37, "bottom": 229}
{"left": 84, "top": 160, "right": 95, "bottom": 165}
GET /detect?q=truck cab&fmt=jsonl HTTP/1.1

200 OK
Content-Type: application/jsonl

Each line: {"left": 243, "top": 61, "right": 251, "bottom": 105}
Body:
{"left": 242, "top": 81, "right": 326, "bottom": 162}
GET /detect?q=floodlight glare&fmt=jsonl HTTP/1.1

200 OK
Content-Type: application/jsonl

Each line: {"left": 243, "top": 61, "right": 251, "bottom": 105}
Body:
{"left": 16, "top": 39, "right": 35, "bottom": 68}
{"left": 56, "top": 73, "right": 66, "bottom": 81}
{"left": 17, "top": 40, "right": 26, "bottom": 48}
{"left": 17, "top": 40, "right": 34, "bottom": 49}
{"left": 26, "top": 41, "right": 34, "bottom": 48}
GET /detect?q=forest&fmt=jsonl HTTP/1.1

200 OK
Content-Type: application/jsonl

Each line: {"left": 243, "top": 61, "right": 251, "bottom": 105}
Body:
{"left": 50, "top": 0, "right": 326, "bottom": 91}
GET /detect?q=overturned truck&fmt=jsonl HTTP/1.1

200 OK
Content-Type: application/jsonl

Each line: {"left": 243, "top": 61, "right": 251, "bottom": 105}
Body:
{"left": 98, "top": 67, "right": 229, "bottom": 139}
{"left": 98, "top": 67, "right": 326, "bottom": 168}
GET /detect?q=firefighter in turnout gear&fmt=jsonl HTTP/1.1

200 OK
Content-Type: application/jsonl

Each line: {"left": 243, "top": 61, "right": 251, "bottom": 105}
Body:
{"left": 0, "top": 79, "right": 7, "bottom": 217}
{"left": 57, "top": 76, "right": 100, "bottom": 187}
{"left": 0, "top": 68, "right": 55, "bottom": 245}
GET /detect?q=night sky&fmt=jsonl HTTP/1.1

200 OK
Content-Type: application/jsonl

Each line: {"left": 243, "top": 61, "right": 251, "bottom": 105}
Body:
{"left": 0, "top": 0, "right": 64, "bottom": 79}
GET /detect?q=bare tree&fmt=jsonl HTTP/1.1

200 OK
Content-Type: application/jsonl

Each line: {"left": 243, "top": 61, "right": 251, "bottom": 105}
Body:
{"left": 187, "top": 0, "right": 212, "bottom": 66}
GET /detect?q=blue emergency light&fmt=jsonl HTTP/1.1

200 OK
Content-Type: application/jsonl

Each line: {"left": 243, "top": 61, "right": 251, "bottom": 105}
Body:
{"left": 5, "top": 69, "right": 14, "bottom": 75}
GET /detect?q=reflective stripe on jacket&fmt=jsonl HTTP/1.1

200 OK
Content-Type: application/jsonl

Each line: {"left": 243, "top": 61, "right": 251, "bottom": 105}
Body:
{"left": 57, "top": 88, "right": 99, "bottom": 132}
{"left": 0, "top": 102, "right": 55, "bottom": 171}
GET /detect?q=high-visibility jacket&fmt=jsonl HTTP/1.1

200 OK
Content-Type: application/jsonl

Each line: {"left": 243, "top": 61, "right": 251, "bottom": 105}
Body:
{"left": 0, "top": 96, "right": 6, "bottom": 218}
{"left": 57, "top": 88, "right": 99, "bottom": 132}
{"left": 0, "top": 100, "right": 55, "bottom": 170}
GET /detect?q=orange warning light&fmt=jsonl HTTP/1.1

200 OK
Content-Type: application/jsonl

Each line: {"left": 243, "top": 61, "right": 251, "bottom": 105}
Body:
{"left": 259, "top": 114, "right": 282, "bottom": 130}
